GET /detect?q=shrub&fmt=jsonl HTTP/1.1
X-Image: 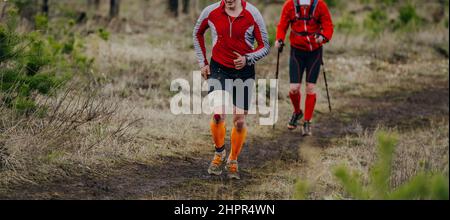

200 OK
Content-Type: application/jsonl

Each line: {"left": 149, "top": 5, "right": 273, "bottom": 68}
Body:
{"left": 0, "top": 6, "right": 91, "bottom": 115}
{"left": 98, "top": 28, "right": 110, "bottom": 41}
{"left": 24, "top": 40, "right": 52, "bottom": 76}
{"left": 13, "top": 97, "right": 36, "bottom": 114}
{"left": 333, "top": 131, "right": 449, "bottom": 200}
{"left": 34, "top": 14, "right": 49, "bottom": 31}
{"left": 293, "top": 180, "right": 310, "bottom": 200}
{"left": 0, "top": 23, "right": 20, "bottom": 63}
{"left": 336, "top": 14, "right": 359, "bottom": 34}
{"left": 392, "top": 3, "right": 423, "bottom": 31}
{"left": 294, "top": 130, "right": 449, "bottom": 200}
{"left": 398, "top": 3, "right": 420, "bottom": 25}
{"left": 363, "top": 8, "right": 389, "bottom": 35}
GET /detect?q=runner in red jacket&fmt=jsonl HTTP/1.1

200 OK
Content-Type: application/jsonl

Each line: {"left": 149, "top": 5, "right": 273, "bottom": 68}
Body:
{"left": 193, "top": 0, "right": 270, "bottom": 180}
{"left": 275, "top": 0, "right": 333, "bottom": 136}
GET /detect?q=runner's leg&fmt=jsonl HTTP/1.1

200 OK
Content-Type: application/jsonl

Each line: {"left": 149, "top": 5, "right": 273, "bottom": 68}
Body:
{"left": 304, "top": 48, "right": 322, "bottom": 122}
{"left": 289, "top": 47, "right": 305, "bottom": 114}
{"left": 229, "top": 107, "right": 247, "bottom": 162}
{"left": 208, "top": 60, "right": 229, "bottom": 152}
{"left": 210, "top": 105, "right": 226, "bottom": 151}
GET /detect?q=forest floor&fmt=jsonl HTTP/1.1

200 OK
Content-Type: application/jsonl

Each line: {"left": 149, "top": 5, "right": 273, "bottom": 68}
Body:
{"left": 1, "top": 51, "right": 447, "bottom": 199}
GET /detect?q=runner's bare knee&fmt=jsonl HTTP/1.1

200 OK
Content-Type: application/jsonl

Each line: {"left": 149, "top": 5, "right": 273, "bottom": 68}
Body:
{"left": 290, "top": 84, "right": 301, "bottom": 94}
{"left": 213, "top": 114, "right": 226, "bottom": 123}
{"left": 213, "top": 106, "right": 226, "bottom": 123}
{"left": 306, "top": 83, "right": 315, "bottom": 94}
{"left": 233, "top": 115, "right": 246, "bottom": 130}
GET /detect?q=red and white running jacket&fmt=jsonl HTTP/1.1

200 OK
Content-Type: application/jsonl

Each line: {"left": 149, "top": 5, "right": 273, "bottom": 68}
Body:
{"left": 276, "top": 0, "right": 334, "bottom": 52}
{"left": 193, "top": 0, "right": 270, "bottom": 69}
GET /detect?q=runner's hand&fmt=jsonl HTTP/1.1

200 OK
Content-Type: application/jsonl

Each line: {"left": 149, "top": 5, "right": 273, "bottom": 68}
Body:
{"left": 201, "top": 65, "right": 210, "bottom": 80}
{"left": 275, "top": 40, "right": 284, "bottom": 53}
{"left": 233, "top": 52, "right": 246, "bottom": 70}
{"left": 275, "top": 40, "right": 283, "bottom": 49}
{"left": 315, "top": 34, "right": 325, "bottom": 44}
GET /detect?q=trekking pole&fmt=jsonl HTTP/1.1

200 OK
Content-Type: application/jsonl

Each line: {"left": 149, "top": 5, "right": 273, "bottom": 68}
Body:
{"left": 322, "top": 61, "right": 332, "bottom": 112}
{"left": 273, "top": 40, "right": 284, "bottom": 129}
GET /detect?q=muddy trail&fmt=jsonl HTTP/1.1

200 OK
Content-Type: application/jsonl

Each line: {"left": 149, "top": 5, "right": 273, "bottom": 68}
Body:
{"left": 149, "top": 79, "right": 449, "bottom": 200}
{"left": 0, "top": 75, "right": 448, "bottom": 200}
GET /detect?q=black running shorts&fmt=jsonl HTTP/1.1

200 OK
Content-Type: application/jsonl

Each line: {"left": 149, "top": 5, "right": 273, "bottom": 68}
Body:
{"left": 208, "top": 59, "right": 255, "bottom": 111}
{"left": 289, "top": 47, "right": 323, "bottom": 84}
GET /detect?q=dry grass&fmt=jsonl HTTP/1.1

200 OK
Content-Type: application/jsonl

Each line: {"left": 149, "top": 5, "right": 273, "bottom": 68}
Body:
{"left": 238, "top": 120, "right": 449, "bottom": 200}
{"left": 320, "top": 121, "right": 449, "bottom": 199}
{"left": 0, "top": 86, "right": 142, "bottom": 187}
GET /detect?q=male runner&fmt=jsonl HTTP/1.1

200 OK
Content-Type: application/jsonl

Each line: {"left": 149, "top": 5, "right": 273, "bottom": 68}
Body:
{"left": 193, "top": 0, "right": 270, "bottom": 179}
{"left": 276, "top": 0, "right": 333, "bottom": 136}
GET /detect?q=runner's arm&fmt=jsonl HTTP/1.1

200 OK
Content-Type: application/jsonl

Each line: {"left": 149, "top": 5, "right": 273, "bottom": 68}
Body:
{"left": 276, "top": 1, "right": 292, "bottom": 43}
{"left": 193, "top": 8, "right": 211, "bottom": 68}
{"left": 317, "top": 0, "right": 334, "bottom": 43}
{"left": 246, "top": 8, "right": 270, "bottom": 65}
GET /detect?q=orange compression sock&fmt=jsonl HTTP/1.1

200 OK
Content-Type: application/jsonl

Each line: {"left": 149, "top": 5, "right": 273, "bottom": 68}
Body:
{"left": 210, "top": 119, "right": 226, "bottom": 150}
{"left": 229, "top": 127, "right": 247, "bottom": 161}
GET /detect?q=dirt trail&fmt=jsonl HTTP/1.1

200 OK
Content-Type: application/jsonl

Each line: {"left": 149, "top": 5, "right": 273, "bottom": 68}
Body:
{"left": 1, "top": 72, "right": 448, "bottom": 200}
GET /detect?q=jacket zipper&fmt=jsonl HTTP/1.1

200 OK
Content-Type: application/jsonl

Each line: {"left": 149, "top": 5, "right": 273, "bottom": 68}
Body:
{"left": 228, "top": 16, "right": 235, "bottom": 38}
{"left": 303, "top": 7, "right": 313, "bottom": 51}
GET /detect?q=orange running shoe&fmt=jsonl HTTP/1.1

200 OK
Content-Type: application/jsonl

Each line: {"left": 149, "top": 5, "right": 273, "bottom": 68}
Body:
{"left": 208, "top": 149, "right": 226, "bottom": 176}
{"left": 226, "top": 160, "right": 240, "bottom": 180}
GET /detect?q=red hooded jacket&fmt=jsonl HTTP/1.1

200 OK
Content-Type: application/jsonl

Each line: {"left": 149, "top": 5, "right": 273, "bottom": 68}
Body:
{"left": 276, "top": 0, "right": 334, "bottom": 52}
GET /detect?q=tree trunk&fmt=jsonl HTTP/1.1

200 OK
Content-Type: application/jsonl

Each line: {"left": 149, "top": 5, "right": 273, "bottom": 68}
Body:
{"left": 94, "top": 0, "right": 100, "bottom": 10}
{"left": 1, "top": 2, "right": 8, "bottom": 20}
{"left": 109, "top": 0, "right": 120, "bottom": 18}
{"left": 168, "top": 0, "right": 178, "bottom": 17}
{"left": 42, "top": 0, "right": 49, "bottom": 15}
{"left": 182, "top": 0, "right": 189, "bottom": 14}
